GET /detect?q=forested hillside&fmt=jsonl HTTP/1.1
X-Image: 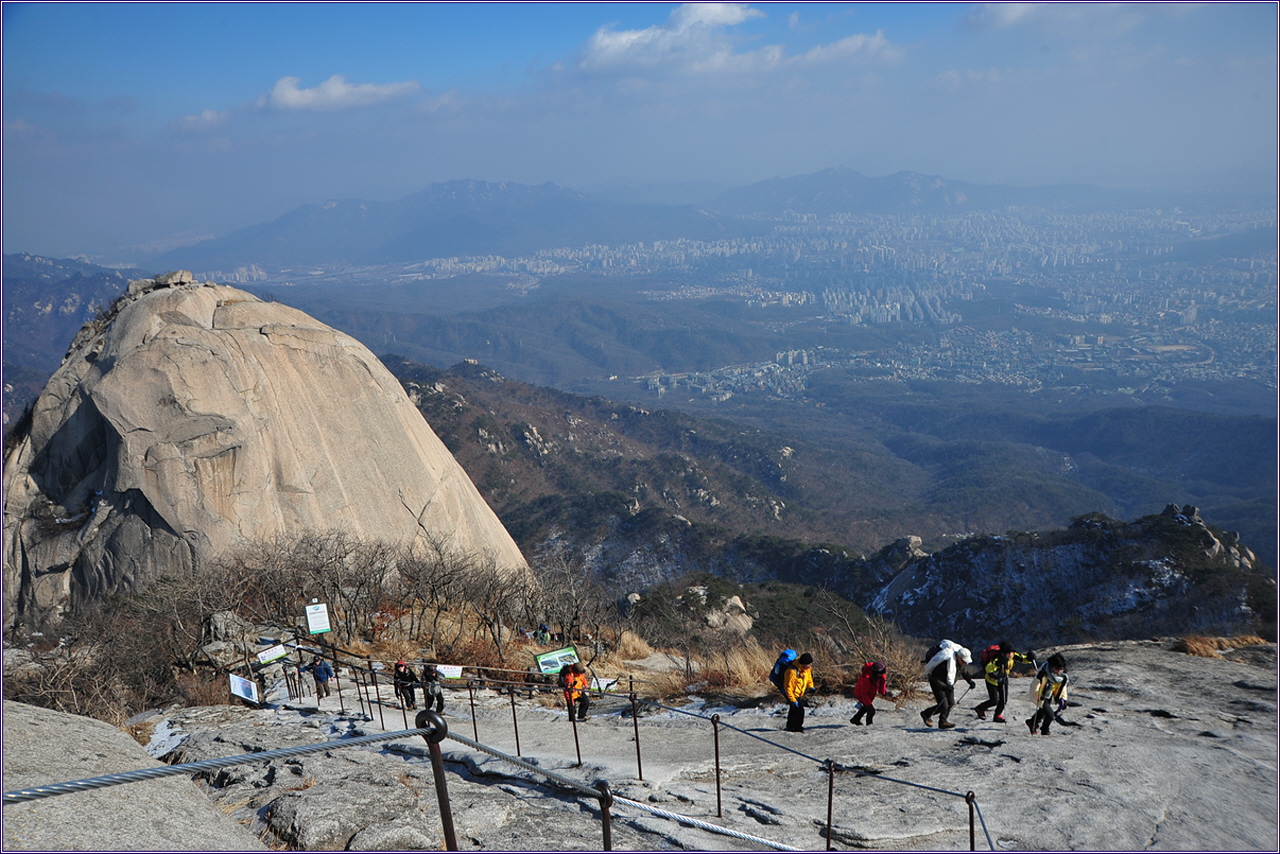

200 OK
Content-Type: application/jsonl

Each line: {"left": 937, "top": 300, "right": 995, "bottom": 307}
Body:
{"left": 385, "top": 357, "right": 1276, "bottom": 573}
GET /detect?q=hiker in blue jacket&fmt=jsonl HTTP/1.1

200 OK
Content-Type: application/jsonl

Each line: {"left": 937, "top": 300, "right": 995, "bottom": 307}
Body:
{"left": 303, "top": 655, "right": 334, "bottom": 700}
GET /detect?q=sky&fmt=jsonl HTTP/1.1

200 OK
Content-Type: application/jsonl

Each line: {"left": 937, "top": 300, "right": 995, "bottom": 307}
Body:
{"left": 3, "top": 2, "right": 1277, "bottom": 259}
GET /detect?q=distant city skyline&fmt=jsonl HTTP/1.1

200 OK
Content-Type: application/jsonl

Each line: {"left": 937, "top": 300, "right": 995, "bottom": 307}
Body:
{"left": 3, "top": 2, "right": 1276, "bottom": 257}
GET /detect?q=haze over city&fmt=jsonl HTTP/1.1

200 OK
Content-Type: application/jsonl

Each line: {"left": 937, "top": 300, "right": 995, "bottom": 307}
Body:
{"left": 3, "top": 1, "right": 1276, "bottom": 259}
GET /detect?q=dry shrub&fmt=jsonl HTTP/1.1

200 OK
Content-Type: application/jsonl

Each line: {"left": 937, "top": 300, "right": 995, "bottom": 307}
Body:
{"left": 613, "top": 630, "right": 654, "bottom": 660}
{"left": 644, "top": 666, "right": 703, "bottom": 700}
{"left": 447, "top": 637, "right": 511, "bottom": 671}
{"left": 127, "top": 719, "right": 157, "bottom": 747}
{"left": 367, "top": 639, "right": 429, "bottom": 667}
{"left": 1175, "top": 634, "right": 1270, "bottom": 658}
{"left": 719, "top": 636, "right": 774, "bottom": 689}
{"left": 174, "top": 671, "right": 231, "bottom": 707}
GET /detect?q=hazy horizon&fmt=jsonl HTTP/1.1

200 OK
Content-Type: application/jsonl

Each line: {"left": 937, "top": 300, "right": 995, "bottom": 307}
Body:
{"left": 4, "top": 2, "right": 1276, "bottom": 258}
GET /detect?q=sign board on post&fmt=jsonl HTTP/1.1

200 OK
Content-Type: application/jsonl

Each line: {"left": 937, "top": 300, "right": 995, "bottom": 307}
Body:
{"left": 229, "top": 673, "right": 260, "bottom": 704}
{"left": 257, "top": 643, "right": 289, "bottom": 665}
{"left": 534, "top": 646, "right": 580, "bottom": 675}
{"left": 305, "top": 603, "right": 331, "bottom": 635}
{"left": 435, "top": 664, "right": 464, "bottom": 680}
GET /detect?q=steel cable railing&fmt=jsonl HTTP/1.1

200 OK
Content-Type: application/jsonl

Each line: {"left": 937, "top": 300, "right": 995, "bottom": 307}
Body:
{"left": 6, "top": 664, "right": 996, "bottom": 850}
{"left": 2, "top": 727, "right": 434, "bottom": 804}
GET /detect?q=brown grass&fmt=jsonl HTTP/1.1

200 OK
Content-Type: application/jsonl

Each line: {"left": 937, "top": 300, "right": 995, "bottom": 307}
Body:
{"left": 174, "top": 671, "right": 232, "bottom": 707}
{"left": 126, "top": 720, "right": 156, "bottom": 747}
{"left": 613, "top": 630, "right": 654, "bottom": 660}
{"left": 1175, "top": 634, "right": 1270, "bottom": 658}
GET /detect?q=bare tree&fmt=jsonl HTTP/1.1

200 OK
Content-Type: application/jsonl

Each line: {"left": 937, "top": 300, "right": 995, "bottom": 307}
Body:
{"left": 463, "top": 552, "right": 532, "bottom": 662}
{"left": 398, "top": 532, "right": 472, "bottom": 652}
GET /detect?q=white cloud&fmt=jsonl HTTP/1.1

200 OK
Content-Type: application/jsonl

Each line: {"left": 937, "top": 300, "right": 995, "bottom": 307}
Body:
{"left": 963, "top": 3, "right": 1161, "bottom": 38}
{"left": 794, "top": 31, "right": 902, "bottom": 66}
{"left": 937, "top": 67, "right": 1020, "bottom": 92}
{"left": 578, "top": 2, "right": 899, "bottom": 76}
{"left": 173, "top": 108, "right": 231, "bottom": 131}
{"left": 257, "top": 74, "right": 421, "bottom": 111}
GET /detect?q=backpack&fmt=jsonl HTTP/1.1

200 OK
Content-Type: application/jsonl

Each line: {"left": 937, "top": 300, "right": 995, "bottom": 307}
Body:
{"left": 769, "top": 649, "right": 798, "bottom": 689}
{"left": 980, "top": 644, "right": 1003, "bottom": 667}
{"left": 921, "top": 642, "right": 944, "bottom": 666}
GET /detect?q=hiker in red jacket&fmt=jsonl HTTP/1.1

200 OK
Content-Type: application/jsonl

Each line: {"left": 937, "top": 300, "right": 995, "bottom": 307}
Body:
{"left": 849, "top": 661, "right": 889, "bottom": 726}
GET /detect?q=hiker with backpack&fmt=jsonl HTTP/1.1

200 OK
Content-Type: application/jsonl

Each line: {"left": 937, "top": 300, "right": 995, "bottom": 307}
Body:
{"left": 849, "top": 661, "right": 889, "bottom": 726}
{"left": 974, "top": 642, "right": 1035, "bottom": 723}
{"left": 768, "top": 649, "right": 798, "bottom": 697}
{"left": 1026, "top": 652, "right": 1069, "bottom": 735}
{"left": 782, "top": 653, "right": 815, "bottom": 733}
{"left": 920, "top": 640, "right": 974, "bottom": 730}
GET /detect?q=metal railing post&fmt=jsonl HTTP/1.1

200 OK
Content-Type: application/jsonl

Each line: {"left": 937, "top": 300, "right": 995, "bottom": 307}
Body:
{"left": 568, "top": 699, "right": 583, "bottom": 767}
{"left": 826, "top": 759, "right": 835, "bottom": 851}
{"left": 712, "top": 714, "right": 723, "bottom": 818}
{"left": 331, "top": 649, "right": 346, "bottom": 716}
{"left": 467, "top": 679, "right": 479, "bottom": 741}
{"left": 416, "top": 710, "right": 458, "bottom": 851}
{"left": 352, "top": 666, "right": 368, "bottom": 717}
{"left": 967, "top": 791, "right": 976, "bottom": 851}
{"left": 595, "top": 780, "right": 614, "bottom": 851}
{"left": 368, "top": 658, "right": 385, "bottom": 730}
{"left": 508, "top": 685, "right": 522, "bottom": 757}
{"left": 629, "top": 693, "right": 643, "bottom": 781}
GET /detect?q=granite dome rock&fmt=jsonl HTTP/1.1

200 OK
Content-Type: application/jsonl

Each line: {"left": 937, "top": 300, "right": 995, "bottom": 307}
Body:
{"left": 3, "top": 273, "right": 527, "bottom": 629}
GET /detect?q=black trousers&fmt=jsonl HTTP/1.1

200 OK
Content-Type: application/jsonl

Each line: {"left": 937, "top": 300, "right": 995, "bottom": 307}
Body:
{"left": 1029, "top": 698, "right": 1055, "bottom": 733}
{"left": 567, "top": 694, "right": 590, "bottom": 720}
{"left": 850, "top": 703, "right": 876, "bottom": 724}
{"left": 922, "top": 672, "right": 955, "bottom": 724}
{"left": 786, "top": 702, "right": 806, "bottom": 731}
{"left": 975, "top": 680, "right": 1009, "bottom": 716}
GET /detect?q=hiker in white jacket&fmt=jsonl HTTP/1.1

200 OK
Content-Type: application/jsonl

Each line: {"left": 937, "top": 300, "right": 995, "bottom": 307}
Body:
{"left": 920, "top": 640, "right": 975, "bottom": 730}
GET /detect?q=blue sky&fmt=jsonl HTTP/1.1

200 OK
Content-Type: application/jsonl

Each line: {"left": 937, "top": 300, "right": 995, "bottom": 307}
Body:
{"left": 3, "top": 2, "right": 1276, "bottom": 259}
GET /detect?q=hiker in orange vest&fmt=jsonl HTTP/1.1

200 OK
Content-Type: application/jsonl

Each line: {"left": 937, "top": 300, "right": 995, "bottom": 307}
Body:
{"left": 563, "top": 662, "right": 591, "bottom": 722}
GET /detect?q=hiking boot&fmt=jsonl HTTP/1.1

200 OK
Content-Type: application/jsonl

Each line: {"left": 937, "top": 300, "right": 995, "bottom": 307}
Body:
{"left": 1040, "top": 729, "right": 1051, "bottom": 736}
{"left": 939, "top": 721, "right": 956, "bottom": 730}
{"left": 1026, "top": 718, "right": 1036, "bottom": 735}
{"left": 920, "top": 711, "right": 934, "bottom": 727}
{"left": 849, "top": 717, "right": 863, "bottom": 725}
{"left": 993, "top": 715, "right": 1007, "bottom": 723}
{"left": 975, "top": 709, "right": 987, "bottom": 720}
{"left": 579, "top": 715, "right": 590, "bottom": 721}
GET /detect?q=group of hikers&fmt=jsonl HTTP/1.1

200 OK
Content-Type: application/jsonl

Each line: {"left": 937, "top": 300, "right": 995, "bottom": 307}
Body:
{"left": 299, "top": 655, "right": 446, "bottom": 712}
{"left": 769, "top": 640, "right": 1070, "bottom": 735}
{"left": 297, "top": 637, "right": 1070, "bottom": 736}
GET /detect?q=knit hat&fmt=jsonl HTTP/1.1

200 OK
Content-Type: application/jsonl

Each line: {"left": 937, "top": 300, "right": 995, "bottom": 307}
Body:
{"left": 798, "top": 653, "right": 814, "bottom": 666}
{"left": 870, "top": 661, "right": 886, "bottom": 673}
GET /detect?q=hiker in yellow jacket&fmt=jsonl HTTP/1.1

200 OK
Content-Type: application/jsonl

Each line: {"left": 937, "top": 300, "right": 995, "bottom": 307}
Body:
{"left": 1027, "top": 653, "right": 1069, "bottom": 735}
{"left": 782, "top": 652, "right": 815, "bottom": 733}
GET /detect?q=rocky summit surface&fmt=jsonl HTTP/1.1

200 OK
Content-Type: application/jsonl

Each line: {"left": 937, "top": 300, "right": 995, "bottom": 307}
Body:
{"left": 3, "top": 272, "right": 526, "bottom": 630}
{"left": 2, "top": 700, "right": 266, "bottom": 851}
{"left": 5, "top": 639, "right": 1275, "bottom": 851}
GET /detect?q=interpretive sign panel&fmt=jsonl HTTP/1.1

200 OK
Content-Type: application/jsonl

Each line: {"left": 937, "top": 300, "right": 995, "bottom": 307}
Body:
{"left": 229, "top": 673, "right": 260, "bottom": 704}
{"left": 305, "top": 603, "right": 331, "bottom": 635}
{"left": 534, "top": 646, "right": 579, "bottom": 674}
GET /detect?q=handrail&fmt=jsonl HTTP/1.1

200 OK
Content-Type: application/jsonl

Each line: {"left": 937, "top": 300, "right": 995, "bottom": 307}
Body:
{"left": 10, "top": 659, "right": 997, "bottom": 850}
{"left": 3, "top": 726, "right": 435, "bottom": 804}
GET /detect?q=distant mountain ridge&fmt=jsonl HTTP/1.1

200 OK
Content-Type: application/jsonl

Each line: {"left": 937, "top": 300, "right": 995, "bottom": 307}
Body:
{"left": 155, "top": 179, "right": 763, "bottom": 271}
{"left": 708, "top": 167, "right": 1132, "bottom": 217}
{"left": 148, "top": 169, "right": 1207, "bottom": 272}
{"left": 2, "top": 254, "right": 151, "bottom": 409}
